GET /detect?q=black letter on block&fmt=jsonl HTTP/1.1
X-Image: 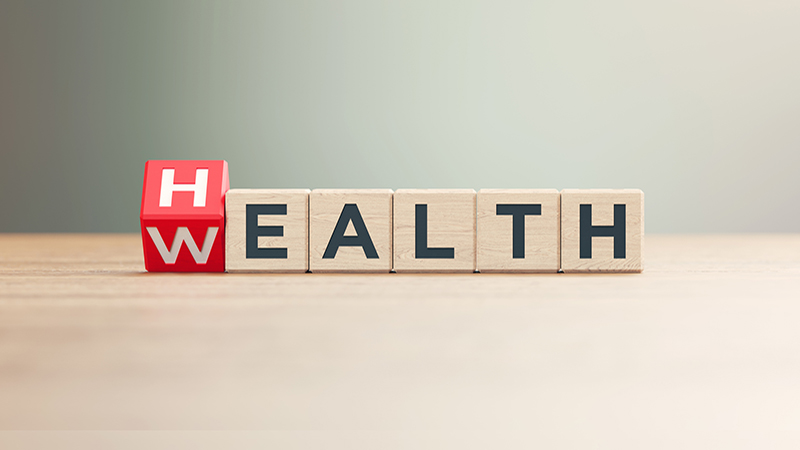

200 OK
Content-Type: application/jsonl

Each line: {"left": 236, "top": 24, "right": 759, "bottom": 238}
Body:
{"left": 579, "top": 204, "right": 626, "bottom": 259}
{"left": 415, "top": 204, "right": 454, "bottom": 259}
{"left": 323, "top": 204, "right": 379, "bottom": 259}
{"left": 246, "top": 204, "right": 287, "bottom": 259}
{"left": 496, "top": 204, "right": 541, "bottom": 258}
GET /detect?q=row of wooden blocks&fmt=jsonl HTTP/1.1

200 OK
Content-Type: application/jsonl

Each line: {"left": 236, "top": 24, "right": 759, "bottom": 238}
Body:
{"left": 222, "top": 188, "right": 643, "bottom": 273}
{"left": 139, "top": 161, "right": 643, "bottom": 273}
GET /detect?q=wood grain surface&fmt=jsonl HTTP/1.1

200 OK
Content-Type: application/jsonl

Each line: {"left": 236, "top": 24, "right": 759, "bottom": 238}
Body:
{"left": 309, "top": 189, "right": 393, "bottom": 273}
{"left": 1, "top": 234, "right": 800, "bottom": 446}
{"left": 561, "top": 189, "right": 644, "bottom": 273}
{"left": 393, "top": 189, "right": 476, "bottom": 272}
{"left": 477, "top": 189, "right": 560, "bottom": 273}
{"left": 225, "top": 189, "right": 310, "bottom": 273}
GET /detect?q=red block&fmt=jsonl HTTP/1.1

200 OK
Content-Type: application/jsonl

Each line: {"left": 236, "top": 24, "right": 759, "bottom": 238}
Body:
{"left": 140, "top": 160, "right": 229, "bottom": 272}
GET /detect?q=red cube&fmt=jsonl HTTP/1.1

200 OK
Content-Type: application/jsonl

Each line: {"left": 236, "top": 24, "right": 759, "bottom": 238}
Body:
{"left": 140, "top": 160, "right": 229, "bottom": 272}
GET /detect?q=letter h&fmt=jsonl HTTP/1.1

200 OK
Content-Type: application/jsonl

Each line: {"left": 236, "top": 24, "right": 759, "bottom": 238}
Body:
{"left": 580, "top": 204, "right": 626, "bottom": 259}
{"left": 160, "top": 168, "right": 209, "bottom": 207}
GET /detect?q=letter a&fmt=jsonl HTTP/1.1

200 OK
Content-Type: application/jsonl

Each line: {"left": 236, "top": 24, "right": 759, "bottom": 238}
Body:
{"left": 323, "top": 204, "right": 379, "bottom": 259}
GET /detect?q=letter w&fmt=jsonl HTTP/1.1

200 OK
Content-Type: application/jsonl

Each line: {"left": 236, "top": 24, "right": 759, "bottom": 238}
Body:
{"left": 146, "top": 227, "right": 218, "bottom": 264}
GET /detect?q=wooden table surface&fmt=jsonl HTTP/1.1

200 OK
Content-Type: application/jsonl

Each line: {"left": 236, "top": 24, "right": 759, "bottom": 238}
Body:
{"left": 1, "top": 234, "right": 800, "bottom": 446}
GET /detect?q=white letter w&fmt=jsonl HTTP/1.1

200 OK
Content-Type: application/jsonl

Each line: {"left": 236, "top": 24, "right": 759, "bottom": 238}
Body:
{"left": 146, "top": 227, "right": 218, "bottom": 264}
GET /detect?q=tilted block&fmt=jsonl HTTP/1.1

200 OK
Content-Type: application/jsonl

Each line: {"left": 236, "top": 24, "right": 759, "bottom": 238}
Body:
{"left": 309, "top": 189, "right": 393, "bottom": 273}
{"left": 560, "top": 189, "right": 643, "bottom": 273}
{"left": 225, "top": 189, "right": 309, "bottom": 273}
{"left": 393, "top": 189, "right": 476, "bottom": 273}
{"left": 140, "top": 160, "right": 229, "bottom": 272}
{"left": 477, "top": 189, "right": 560, "bottom": 273}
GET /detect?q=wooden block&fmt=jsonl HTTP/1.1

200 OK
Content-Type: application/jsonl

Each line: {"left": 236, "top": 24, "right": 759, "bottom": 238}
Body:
{"left": 140, "top": 160, "right": 229, "bottom": 273}
{"left": 309, "top": 189, "right": 393, "bottom": 273}
{"left": 560, "top": 189, "right": 643, "bottom": 273}
{"left": 476, "top": 189, "right": 560, "bottom": 273}
{"left": 393, "top": 189, "right": 476, "bottom": 273}
{"left": 225, "top": 189, "right": 309, "bottom": 273}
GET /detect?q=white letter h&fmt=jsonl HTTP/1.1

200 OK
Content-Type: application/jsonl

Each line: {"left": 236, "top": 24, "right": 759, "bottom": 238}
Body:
{"left": 159, "top": 168, "right": 208, "bottom": 207}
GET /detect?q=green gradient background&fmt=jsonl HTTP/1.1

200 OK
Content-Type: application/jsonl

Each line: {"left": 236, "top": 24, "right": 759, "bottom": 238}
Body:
{"left": 1, "top": 0, "right": 798, "bottom": 232}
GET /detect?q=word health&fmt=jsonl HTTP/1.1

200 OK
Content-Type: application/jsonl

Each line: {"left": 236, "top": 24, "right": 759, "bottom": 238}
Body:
{"left": 141, "top": 160, "right": 643, "bottom": 273}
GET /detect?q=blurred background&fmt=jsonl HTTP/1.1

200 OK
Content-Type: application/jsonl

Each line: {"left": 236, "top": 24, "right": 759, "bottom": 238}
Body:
{"left": 1, "top": 0, "right": 798, "bottom": 233}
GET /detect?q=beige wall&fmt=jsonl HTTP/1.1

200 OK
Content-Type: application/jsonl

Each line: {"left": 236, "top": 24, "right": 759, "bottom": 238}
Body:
{"left": 1, "top": 0, "right": 798, "bottom": 232}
